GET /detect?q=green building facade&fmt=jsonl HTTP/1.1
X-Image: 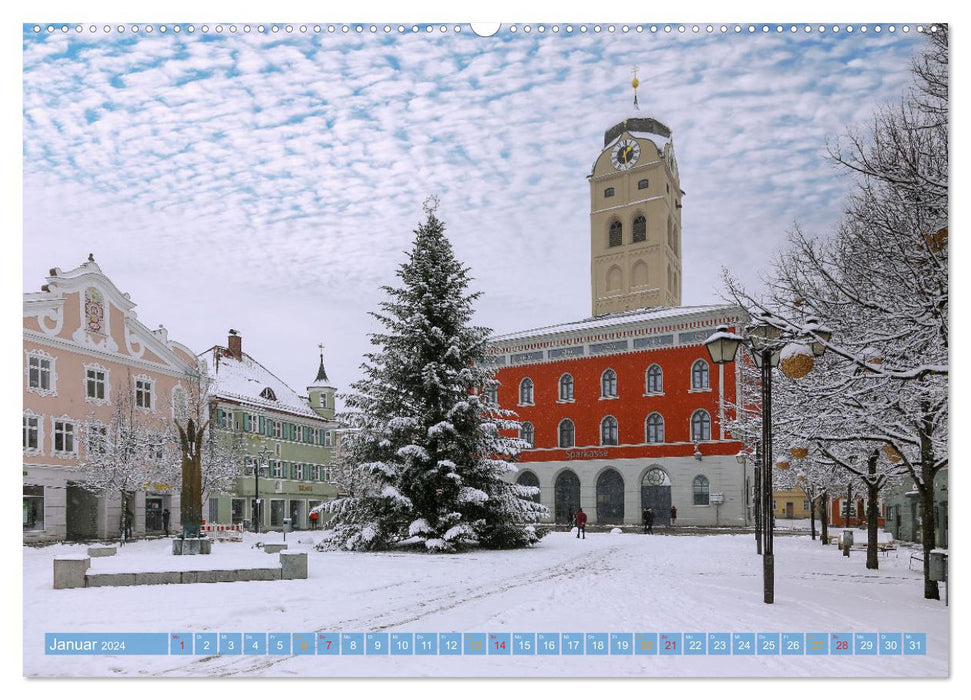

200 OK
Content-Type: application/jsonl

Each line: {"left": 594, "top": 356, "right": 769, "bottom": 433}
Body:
{"left": 200, "top": 332, "right": 339, "bottom": 531}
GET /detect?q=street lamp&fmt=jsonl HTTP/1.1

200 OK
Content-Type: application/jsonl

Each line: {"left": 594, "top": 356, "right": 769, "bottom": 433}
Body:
{"left": 705, "top": 319, "right": 830, "bottom": 605}
{"left": 253, "top": 444, "right": 270, "bottom": 534}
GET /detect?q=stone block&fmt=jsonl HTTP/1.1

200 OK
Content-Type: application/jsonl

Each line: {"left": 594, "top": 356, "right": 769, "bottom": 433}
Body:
{"left": 134, "top": 571, "right": 182, "bottom": 586}
{"left": 280, "top": 552, "right": 308, "bottom": 580}
{"left": 194, "top": 569, "right": 236, "bottom": 583}
{"left": 53, "top": 557, "right": 89, "bottom": 589}
{"left": 263, "top": 544, "right": 288, "bottom": 553}
{"left": 172, "top": 538, "right": 213, "bottom": 555}
{"left": 87, "top": 546, "right": 117, "bottom": 558}
{"left": 235, "top": 567, "right": 282, "bottom": 582}
{"left": 86, "top": 573, "right": 137, "bottom": 588}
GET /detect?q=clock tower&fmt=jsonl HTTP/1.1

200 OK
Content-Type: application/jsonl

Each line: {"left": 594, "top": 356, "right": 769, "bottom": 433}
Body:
{"left": 589, "top": 116, "right": 683, "bottom": 316}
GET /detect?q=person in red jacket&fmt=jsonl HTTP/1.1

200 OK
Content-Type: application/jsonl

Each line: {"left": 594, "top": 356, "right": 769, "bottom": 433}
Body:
{"left": 575, "top": 508, "right": 587, "bottom": 539}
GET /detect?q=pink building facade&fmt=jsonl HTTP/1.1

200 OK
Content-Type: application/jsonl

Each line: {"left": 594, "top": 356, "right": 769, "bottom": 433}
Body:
{"left": 23, "top": 258, "right": 198, "bottom": 543}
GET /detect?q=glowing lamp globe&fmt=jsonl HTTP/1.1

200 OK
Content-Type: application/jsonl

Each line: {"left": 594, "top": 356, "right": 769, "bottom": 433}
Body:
{"left": 779, "top": 342, "right": 814, "bottom": 379}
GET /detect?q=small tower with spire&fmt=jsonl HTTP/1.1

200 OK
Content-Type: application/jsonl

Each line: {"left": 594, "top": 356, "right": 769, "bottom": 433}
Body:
{"left": 307, "top": 344, "right": 336, "bottom": 420}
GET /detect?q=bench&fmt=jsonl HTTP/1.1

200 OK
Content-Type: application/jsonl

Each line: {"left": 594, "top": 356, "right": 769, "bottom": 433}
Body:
{"left": 86, "top": 546, "right": 117, "bottom": 558}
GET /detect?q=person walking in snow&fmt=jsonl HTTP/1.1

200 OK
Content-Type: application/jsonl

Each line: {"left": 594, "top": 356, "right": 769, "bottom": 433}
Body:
{"left": 642, "top": 508, "right": 650, "bottom": 534}
{"left": 124, "top": 509, "right": 133, "bottom": 541}
{"left": 575, "top": 508, "right": 587, "bottom": 539}
{"left": 646, "top": 508, "right": 655, "bottom": 535}
{"left": 670, "top": 505, "right": 678, "bottom": 526}
{"left": 309, "top": 509, "right": 319, "bottom": 530}
{"left": 162, "top": 508, "right": 170, "bottom": 537}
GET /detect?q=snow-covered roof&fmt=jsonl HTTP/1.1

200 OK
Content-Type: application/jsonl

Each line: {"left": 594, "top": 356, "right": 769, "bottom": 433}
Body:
{"left": 491, "top": 305, "right": 743, "bottom": 345}
{"left": 199, "top": 346, "right": 322, "bottom": 420}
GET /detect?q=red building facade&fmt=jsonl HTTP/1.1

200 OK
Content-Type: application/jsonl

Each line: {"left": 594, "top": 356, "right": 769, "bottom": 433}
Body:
{"left": 490, "top": 305, "right": 750, "bottom": 527}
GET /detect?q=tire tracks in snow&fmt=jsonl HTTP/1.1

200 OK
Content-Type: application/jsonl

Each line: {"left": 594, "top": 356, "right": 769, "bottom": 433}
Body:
{"left": 152, "top": 543, "right": 624, "bottom": 677}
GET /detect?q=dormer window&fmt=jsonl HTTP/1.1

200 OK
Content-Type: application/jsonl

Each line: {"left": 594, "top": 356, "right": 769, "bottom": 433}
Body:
{"left": 260, "top": 387, "right": 277, "bottom": 401}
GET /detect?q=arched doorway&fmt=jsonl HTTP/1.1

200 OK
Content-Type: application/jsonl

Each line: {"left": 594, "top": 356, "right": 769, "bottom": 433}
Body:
{"left": 641, "top": 467, "right": 672, "bottom": 525}
{"left": 517, "top": 471, "right": 541, "bottom": 503}
{"left": 554, "top": 470, "right": 580, "bottom": 524}
{"left": 596, "top": 468, "right": 625, "bottom": 524}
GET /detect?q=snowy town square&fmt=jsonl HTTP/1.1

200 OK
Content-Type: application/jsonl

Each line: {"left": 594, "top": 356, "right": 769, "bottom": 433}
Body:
{"left": 22, "top": 16, "right": 949, "bottom": 685}
{"left": 23, "top": 526, "right": 948, "bottom": 677}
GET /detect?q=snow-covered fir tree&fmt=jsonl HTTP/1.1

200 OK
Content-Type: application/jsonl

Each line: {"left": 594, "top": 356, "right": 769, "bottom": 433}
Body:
{"left": 321, "top": 203, "right": 548, "bottom": 552}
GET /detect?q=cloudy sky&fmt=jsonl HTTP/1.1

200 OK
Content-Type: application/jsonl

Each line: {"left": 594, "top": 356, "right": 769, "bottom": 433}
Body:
{"left": 22, "top": 22, "right": 930, "bottom": 403}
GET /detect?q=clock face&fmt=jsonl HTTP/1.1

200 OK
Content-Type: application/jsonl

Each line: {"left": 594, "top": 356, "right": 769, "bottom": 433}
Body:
{"left": 611, "top": 138, "right": 640, "bottom": 171}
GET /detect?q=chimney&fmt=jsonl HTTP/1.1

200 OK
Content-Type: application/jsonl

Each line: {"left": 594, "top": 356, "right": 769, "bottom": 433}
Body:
{"left": 228, "top": 329, "right": 242, "bottom": 360}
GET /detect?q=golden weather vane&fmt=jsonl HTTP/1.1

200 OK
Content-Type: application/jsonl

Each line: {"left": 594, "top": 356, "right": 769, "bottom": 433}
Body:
{"left": 631, "top": 65, "right": 640, "bottom": 110}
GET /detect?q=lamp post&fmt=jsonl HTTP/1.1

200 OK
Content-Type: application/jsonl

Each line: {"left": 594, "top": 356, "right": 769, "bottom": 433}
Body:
{"left": 705, "top": 318, "right": 831, "bottom": 605}
{"left": 253, "top": 445, "right": 270, "bottom": 534}
{"left": 736, "top": 450, "right": 750, "bottom": 527}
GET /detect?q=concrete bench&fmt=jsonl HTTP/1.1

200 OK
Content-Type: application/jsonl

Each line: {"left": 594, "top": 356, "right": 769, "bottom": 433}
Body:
{"left": 263, "top": 544, "right": 288, "bottom": 553}
{"left": 54, "top": 552, "right": 308, "bottom": 589}
{"left": 87, "top": 546, "right": 117, "bottom": 558}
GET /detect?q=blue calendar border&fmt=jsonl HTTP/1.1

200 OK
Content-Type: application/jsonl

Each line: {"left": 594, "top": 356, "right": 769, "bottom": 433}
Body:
{"left": 45, "top": 632, "right": 928, "bottom": 656}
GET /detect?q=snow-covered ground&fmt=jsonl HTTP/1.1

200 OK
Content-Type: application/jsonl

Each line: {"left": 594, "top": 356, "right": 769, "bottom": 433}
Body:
{"left": 23, "top": 530, "right": 947, "bottom": 678}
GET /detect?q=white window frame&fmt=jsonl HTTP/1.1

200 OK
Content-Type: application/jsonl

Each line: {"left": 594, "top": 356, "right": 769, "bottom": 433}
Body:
{"left": 23, "top": 411, "right": 43, "bottom": 456}
{"left": 271, "top": 461, "right": 283, "bottom": 479}
{"left": 645, "top": 412, "right": 665, "bottom": 444}
{"left": 25, "top": 349, "right": 57, "bottom": 397}
{"left": 219, "top": 408, "right": 235, "bottom": 430}
{"left": 520, "top": 421, "right": 535, "bottom": 447}
{"left": 519, "top": 377, "right": 534, "bottom": 406}
{"left": 320, "top": 393, "right": 328, "bottom": 408}
{"left": 691, "top": 410, "right": 712, "bottom": 442}
{"left": 294, "top": 463, "right": 305, "bottom": 480}
{"left": 600, "top": 415, "right": 619, "bottom": 446}
{"left": 51, "top": 416, "right": 77, "bottom": 456}
{"left": 248, "top": 413, "right": 259, "bottom": 433}
{"left": 133, "top": 375, "right": 155, "bottom": 411}
{"left": 690, "top": 360, "right": 711, "bottom": 391}
{"left": 83, "top": 363, "right": 110, "bottom": 405}
{"left": 272, "top": 420, "right": 282, "bottom": 438}
{"left": 645, "top": 364, "right": 663, "bottom": 395}
{"left": 601, "top": 368, "right": 618, "bottom": 399}
{"left": 324, "top": 430, "right": 333, "bottom": 447}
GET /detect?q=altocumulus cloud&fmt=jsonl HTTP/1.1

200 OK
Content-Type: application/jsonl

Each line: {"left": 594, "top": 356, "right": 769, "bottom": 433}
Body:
{"left": 23, "top": 25, "right": 924, "bottom": 394}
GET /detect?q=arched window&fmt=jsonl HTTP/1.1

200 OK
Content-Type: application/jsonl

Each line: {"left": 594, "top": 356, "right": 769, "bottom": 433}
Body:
{"left": 632, "top": 215, "right": 647, "bottom": 243}
{"left": 646, "top": 364, "right": 663, "bottom": 394}
{"left": 645, "top": 413, "right": 664, "bottom": 443}
{"left": 520, "top": 421, "right": 535, "bottom": 447}
{"left": 691, "top": 360, "right": 710, "bottom": 389}
{"left": 519, "top": 377, "right": 534, "bottom": 405}
{"left": 608, "top": 220, "right": 623, "bottom": 247}
{"left": 517, "top": 470, "right": 541, "bottom": 503}
{"left": 484, "top": 383, "right": 498, "bottom": 405}
{"left": 559, "top": 374, "right": 574, "bottom": 401}
{"left": 601, "top": 368, "right": 617, "bottom": 398}
{"left": 691, "top": 410, "right": 711, "bottom": 442}
{"left": 558, "top": 419, "right": 575, "bottom": 448}
{"left": 693, "top": 475, "right": 710, "bottom": 505}
{"left": 601, "top": 416, "right": 619, "bottom": 446}
{"left": 260, "top": 387, "right": 277, "bottom": 401}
